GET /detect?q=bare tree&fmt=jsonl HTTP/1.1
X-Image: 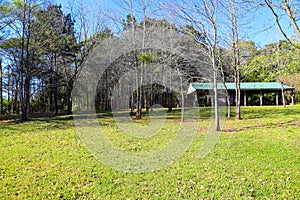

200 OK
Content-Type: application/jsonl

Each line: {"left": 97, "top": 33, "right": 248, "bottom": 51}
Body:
{"left": 222, "top": 0, "right": 243, "bottom": 119}
{"left": 264, "top": 0, "right": 300, "bottom": 46}
{"left": 110, "top": 0, "right": 165, "bottom": 119}
{"left": 174, "top": 0, "right": 222, "bottom": 131}
{"left": 62, "top": 0, "right": 107, "bottom": 114}
{"left": 218, "top": 52, "right": 231, "bottom": 118}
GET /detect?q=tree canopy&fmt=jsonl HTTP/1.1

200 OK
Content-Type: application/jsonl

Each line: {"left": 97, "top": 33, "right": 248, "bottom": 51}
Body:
{"left": 0, "top": 0, "right": 299, "bottom": 121}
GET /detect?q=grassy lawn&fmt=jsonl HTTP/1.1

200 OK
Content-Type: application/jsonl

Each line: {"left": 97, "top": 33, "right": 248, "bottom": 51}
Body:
{"left": 0, "top": 105, "right": 299, "bottom": 199}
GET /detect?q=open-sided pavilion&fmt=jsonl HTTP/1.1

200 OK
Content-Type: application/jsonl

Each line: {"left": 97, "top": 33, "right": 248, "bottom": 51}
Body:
{"left": 187, "top": 82, "right": 295, "bottom": 106}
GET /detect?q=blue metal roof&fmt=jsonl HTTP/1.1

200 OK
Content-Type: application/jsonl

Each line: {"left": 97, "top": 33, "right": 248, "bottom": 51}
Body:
{"left": 190, "top": 82, "right": 294, "bottom": 91}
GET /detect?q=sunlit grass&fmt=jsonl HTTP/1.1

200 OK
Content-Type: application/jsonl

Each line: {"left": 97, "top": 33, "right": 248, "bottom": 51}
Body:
{"left": 0, "top": 105, "right": 299, "bottom": 199}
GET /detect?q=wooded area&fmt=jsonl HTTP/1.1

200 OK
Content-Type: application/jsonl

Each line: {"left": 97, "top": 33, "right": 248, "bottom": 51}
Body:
{"left": 0, "top": 0, "right": 299, "bottom": 128}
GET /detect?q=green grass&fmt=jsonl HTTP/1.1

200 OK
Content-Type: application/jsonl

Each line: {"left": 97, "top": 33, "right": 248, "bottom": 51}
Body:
{"left": 0, "top": 105, "right": 299, "bottom": 199}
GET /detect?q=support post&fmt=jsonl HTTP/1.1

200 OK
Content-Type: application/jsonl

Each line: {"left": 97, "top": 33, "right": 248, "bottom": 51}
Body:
{"left": 291, "top": 90, "right": 295, "bottom": 105}
{"left": 194, "top": 92, "right": 197, "bottom": 107}
{"left": 276, "top": 91, "right": 279, "bottom": 106}
{"left": 244, "top": 91, "right": 247, "bottom": 106}
{"left": 207, "top": 95, "right": 210, "bottom": 106}
{"left": 260, "top": 90, "right": 263, "bottom": 106}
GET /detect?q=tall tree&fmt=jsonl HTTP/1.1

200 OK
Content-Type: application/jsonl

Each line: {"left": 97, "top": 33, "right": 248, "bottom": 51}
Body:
{"left": 19, "top": 0, "right": 35, "bottom": 120}
{"left": 221, "top": 0, "right": 252, "bottom": 119}
{"left": 228, "top": 0, "right": 242, "bottom": 119}
{"left": 0, "top": 0, "right": 44, "bottom": 120}
{"left": 33, "top": 4, "right": 79, "bottom": 114}
{"left": 243, "top": 40, "right": 300, "bottom": 105}
{"left": 175, "top": 0, "right": 222, "bottom": 131}
{"left": 115, "top": 0, "right": 156, "bottom": 119}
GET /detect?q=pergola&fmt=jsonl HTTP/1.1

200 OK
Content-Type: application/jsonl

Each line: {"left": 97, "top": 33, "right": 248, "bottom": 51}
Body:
{"left": 187, "top": 82, "right": 295, "bottom": 106}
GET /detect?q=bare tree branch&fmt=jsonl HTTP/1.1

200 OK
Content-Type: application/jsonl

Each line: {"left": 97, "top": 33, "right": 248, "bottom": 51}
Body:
{"left": 264, "top": 0, "right": 294, "bottom": 45}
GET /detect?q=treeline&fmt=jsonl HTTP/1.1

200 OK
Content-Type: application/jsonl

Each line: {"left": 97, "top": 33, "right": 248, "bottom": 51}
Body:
{"left": 0, "top": 0, "right": 299, "bottom": 122}
{"left": 224, "top": 40, "right": 300, "bottom": 100}
{"left": 0, "top": 1, "right": 111, "bottom": 120}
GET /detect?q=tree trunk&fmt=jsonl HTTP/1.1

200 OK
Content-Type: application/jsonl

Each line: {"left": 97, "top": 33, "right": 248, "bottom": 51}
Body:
{"left": 235, "top": 72, "right": 241, "bottom": 120}
{"left": 168, "top": 92, "right": 173, "bottom": 112}
{"left": 145, "top": 89, "right": 149, "bottom": 112}
{"left": 168, "top": 75, "right": 173, "bottom": 112}
{"left": 212, "top": 54, "right": 220, "bottom": 131}
{"left": 67, "top": 82, "right": 73, "bottom": 114}
{"left": 16, "top": 76, "right": 20, "bottom": 115}
{"left": 150, "top": 75, "right": 153, "bottom": 111}
{"left": 0, "top": 59, "right": 3, "bottom": 115}
{"left": 21, "top": 1, "right": 31, "bottom": 121}
{"left": 130, "top": 93, "right": 134, "bottom": 116}
{"left": 135, "top": 69, "right": 141, "bottom": 119}
{"left": 213, "top": 79, "right": 220, "bottom": 131}
{"left": 219, "top": 64, "right": 231, "bottom": 118}
{"left": 54, "top": 86, "right": 58, "bottom": 114}
{"left": 223, "top": 84, "right": 231, "bottom": 119}
{"left": 22, "top": 74, "right": 30, "bottom": 120}
{"left": 14, "top": 83, "right": 18, "bottom": 114}
{"left": 180, "top": 74, "right": 184, "bottom": 122}
{"left": 227, "top": 96, "right": 231, "bottom": 118}
{"left": 54, "top": 55, "right": 59, "bottom": 114}
{"left": 22, "top": 38, "right": 31, "bottom": 120}
{"left": 7, "top": 72, "right": 10, "bottom": 103}
{"left": 49, "top": 77, "right": 54, "bottom": 112}
{"left": 282, "top": 0, "right": 300, "bottom": 39}
{"left": 280, "top": 82, "right": 286, "bottom": 107}
{"left": 235, "top": 86, "right": 241, "bottom": 119}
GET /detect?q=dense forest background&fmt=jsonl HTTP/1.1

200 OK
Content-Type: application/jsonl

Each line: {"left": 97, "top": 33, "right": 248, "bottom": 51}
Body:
{"left": 0, "top": 0, "right": 299, "bottom": 121}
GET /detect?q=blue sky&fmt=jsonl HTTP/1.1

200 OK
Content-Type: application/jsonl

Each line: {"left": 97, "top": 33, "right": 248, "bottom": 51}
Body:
{"left": 55, "top": 0, "right": 297, "bottom": 48}
{"left": 245, "top": 4, "right": 296, "bottom": 48}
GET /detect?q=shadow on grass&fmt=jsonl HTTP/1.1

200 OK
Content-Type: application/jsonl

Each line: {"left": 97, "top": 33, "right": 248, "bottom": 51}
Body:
{"left": 1, "top": 105, "right": 298, "bottom": 127}
{"left": 0, "top": 113, "right": 75, "bottom": 130}
{"left": 0, "top": 107, "right": 216, "bottom": 125}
